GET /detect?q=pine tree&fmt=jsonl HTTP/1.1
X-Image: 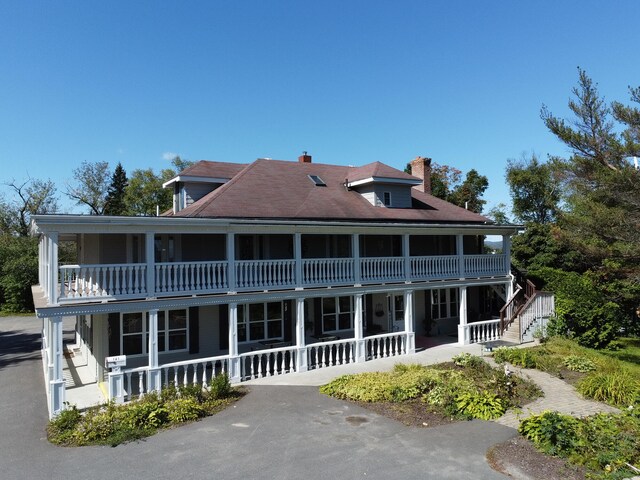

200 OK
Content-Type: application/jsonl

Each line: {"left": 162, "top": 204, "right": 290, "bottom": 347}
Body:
{"left": 104, "top": 163, "right": 128, "bottom": 216}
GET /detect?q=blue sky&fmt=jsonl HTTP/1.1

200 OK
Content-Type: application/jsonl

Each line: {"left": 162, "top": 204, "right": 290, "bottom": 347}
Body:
{"left": 1, "top": 1, "right": 639, "bottom": 215}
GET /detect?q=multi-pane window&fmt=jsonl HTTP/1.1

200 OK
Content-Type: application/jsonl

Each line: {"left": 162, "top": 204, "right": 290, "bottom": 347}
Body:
{"left": 393, "top": 295, "right": 404, "bottom": 322}
{"left": 237, "top": 302, "right": 283, "bottom": 343}
{"left": 322, "top": 296, "right": 353, "bottom": 332}
{"left": 121, "top": 309, "right": 188, "bottom": 356}
{"left": 383, "top": 191, "right": 392, "bottom": 206}
{"left": 431, "top": 288, "right": 458, "bottom": 320}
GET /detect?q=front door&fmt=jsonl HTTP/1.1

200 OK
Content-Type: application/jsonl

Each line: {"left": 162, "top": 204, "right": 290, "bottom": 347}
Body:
{"left": 389, "top": 294, "right": 404, "bottom": 332}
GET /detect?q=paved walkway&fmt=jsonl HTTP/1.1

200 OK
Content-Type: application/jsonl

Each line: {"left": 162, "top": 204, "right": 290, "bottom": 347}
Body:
{"left": 487, "top": 359, "right": 620, "bottom": 428}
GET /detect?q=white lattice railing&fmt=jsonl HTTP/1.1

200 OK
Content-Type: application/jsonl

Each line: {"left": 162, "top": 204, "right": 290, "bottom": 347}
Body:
{"left": 465, "top": 319, "right": 501, "bottom": 344}
{"left": 307, "top": 339, "right": 356, "bottom": 369}
{"left": 302, "top": 258, "right": 355, "bottom": 286}
{"left": 116, "top": 355, "right": 230, "bottom": 401}
{"left": 235, "top": 259, "right": 296, "bottom": 290}
{"left": 519, "top": 292, "right": 555, "bottom": 340}
{"left": 463, "top": 254, "right": 508, "bottom": 276}
{"left": 59, "top": 264, "right": 147, "bottom": 300}
{"left": 410, "top": 255, "right": 459, "bottom": 280}
{"left": 365, "top": 332, "right": 406, "bottom": 360}
{"left": 156, "top": 261, "right": 228, "bottom": 295}
{"left": 239, "top": 345, "right": 297, "bottom": 380}
{"left": 361, "top": 257, "right": 405, "bottom": 282}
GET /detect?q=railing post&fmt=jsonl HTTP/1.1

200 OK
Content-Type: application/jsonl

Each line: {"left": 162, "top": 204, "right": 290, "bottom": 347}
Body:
{"left": 227, "top": 233, "right": 236, "bottom": 292}
{"left": 108, "top": 370, "right": 125, "bottom": 404}
{"left": 294, "top": 233, "right": 302, "bottom": 288}
{"left": 147, "top": 309, "right": 161, "bottom": 393}
{"left": 352, "top": 234, "right": 361, "bottom": 285}
{"left": 502, "top": 234, "right": 511, "bottom": 275}
{"left": 48, "top": 232, "right": 59, "bottom": 304}
{"left": 228, "top": 303, "right": 241, "bottom": 382}
{"left": 295, "top": 298, "right": 308, "bottom": 372}
{"left": 456, "top": 234, "right": 464, "bottom": 278}
{"left": 145, "top": 231, "right": 155, "bottom": 298}
{"left": 403, "top": 289, "right": 415, "bottom": 354}
{"left": 354, "top": 294, "right": 366, "bottom": 362}
{"left": 403, "top": 234, "right": 411, "bottom": 282}
{"left": 457, "top": 286, "right": 468, "bottom": 345}
{"left": 49, "top": 316, "right": 65, "bottom": 417}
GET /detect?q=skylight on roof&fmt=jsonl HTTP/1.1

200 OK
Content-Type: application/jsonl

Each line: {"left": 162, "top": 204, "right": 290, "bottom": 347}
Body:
{"left": 307, "top": 174, "right": 326, "bottom": 186}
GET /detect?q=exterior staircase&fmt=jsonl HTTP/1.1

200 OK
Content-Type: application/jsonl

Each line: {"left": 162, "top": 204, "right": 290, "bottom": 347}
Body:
{"left": 499, "top": 267, "right": 555, "bottom": 344}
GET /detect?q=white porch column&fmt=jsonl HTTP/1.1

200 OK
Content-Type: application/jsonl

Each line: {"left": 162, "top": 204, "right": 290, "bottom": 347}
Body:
{"left": 403, "top": 290, "right": 416, "bottom": 354}
{"left": 295, "top": 298, "right": 308, "bottom": 372}
{"left": 145, "top": 232, "right": 156, "bottom": 298}
{"left": 457, "top": 286, "right": 469, "bottom": 345}
{"left": 38, "top": 236, "right": 44, "bottom": 287}
{"left": 227, "top": 233, "right": 236, "bottom": 292}
{"left": 502, "top": 234, "right": 511, "bottom": 276}
{"left": 147, "top": 309, "right": 161, "bottom": 392}
{"left": 228, "top": 303, "right": 241, "bottom": 382}
{"left": 456, "top": 234, "right": 464, "bottom": 279}
{"left": 352, "top": 234, "right": 361, "bottom": 285}
{"left": 403, "top": 234, "right": 411, "bottom": 282}
{"left": 294, "top": 233, "right": 302, "bottom": 288}
{"left": 48, "top": 232, "right": 59, "bottom": 305}
{"left": 49, "top": 316, "right": 65, "bottom": 418}
{"left": 354, "top": 294, "right": 366, "bottom": 362}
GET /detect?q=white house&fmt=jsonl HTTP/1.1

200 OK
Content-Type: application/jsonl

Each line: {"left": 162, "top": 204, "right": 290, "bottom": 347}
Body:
{"left": 31, "top": 154, "right": 549, "bottom": 418}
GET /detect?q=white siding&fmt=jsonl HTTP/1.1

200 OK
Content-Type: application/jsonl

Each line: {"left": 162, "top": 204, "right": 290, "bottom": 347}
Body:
{"left": 354, "top": 184, "right": 412, "bottom": 208}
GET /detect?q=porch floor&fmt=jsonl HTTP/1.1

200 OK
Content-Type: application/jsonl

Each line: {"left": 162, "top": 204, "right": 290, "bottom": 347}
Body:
{"left": 63, "top": 344, "right": 106, "bottom": 410}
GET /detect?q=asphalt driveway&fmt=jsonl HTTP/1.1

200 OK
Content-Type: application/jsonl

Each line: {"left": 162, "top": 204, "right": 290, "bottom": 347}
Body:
{"left": 0, "top": 316, "right": 515, "bottom": 480}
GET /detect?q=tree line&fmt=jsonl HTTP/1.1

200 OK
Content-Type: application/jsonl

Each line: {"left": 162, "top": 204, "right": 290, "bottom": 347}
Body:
{"left": 0, "top": 157, "right": 193, "bottom": 312}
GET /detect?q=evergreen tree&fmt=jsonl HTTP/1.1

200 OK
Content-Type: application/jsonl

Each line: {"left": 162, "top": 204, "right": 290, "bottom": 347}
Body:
{"left": 104, "top": 163, "right": 128, "bottom": 216}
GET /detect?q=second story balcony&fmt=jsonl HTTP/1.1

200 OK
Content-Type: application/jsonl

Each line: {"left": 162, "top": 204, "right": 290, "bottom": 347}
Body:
{"left": 38, "top": 231, "right": 512, "bottom": 306}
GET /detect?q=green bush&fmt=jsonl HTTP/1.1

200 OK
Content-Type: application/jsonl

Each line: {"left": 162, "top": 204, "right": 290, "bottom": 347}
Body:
{"left": 577, "top": 371, "right": 638, "bottom": 406}
{"left": 563, "top": 355, "right": 596, "bottom": 373}
{"left": 519, "top": 411, "right": 580, "bottom": 456}
{"left": 455, "top": 391, "right": 506, "bottom": 420}
{"left": 209, "top": 374, "right": 232, "bottom": 399}
{"left": 452, "top": 353, "right": 483, "bottom": 368}
{"left": 166, "top": 397, "right": 204, "bottom": 423}
{"left": 493, "top": 347, "right": 536, "bottom": 368}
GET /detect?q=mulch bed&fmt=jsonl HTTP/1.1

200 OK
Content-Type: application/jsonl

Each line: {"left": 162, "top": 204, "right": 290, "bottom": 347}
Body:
{"left": 354, "top": 398, "right": 456, "bottom": 428}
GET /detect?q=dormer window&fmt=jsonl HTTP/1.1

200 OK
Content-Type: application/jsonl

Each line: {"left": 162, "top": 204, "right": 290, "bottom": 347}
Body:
{"left": 308, "top": 175, "right": 326, "bottom": 187}
{"left": 383, "top": 192, "right": 392, "bottom": 207}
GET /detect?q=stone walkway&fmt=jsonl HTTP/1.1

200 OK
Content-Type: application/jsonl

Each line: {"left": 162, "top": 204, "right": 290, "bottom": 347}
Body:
{"left": 487, "top": 358, "right": 620, "bottom": 428}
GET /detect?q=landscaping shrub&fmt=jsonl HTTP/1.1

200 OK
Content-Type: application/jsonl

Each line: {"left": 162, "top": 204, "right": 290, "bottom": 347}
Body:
{"left": 519, "top": 410, "right": 640, "bottom": 479}
{"left": 493, "top": 347, "right": 536, "bottom": 368}
{"left": 455, "top": 391, "right": 506, "bottom": 420}
{"left": 47, "top": 375, "right": 240, "bottom": 447}
{"left": 451, "top": 352, "right": 483, "bottom": 368}
{"left": 577, "top": 371, "right": 638, "bottom": 407}
{"left": 519, "top": 411, "right": 580, "bottom": 456}
{"left": 563, "top": 355, "right": 596, "bottom": 373}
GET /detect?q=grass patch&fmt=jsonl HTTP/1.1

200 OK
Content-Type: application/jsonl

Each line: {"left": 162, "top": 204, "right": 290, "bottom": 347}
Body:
{"left": 47, "top": 375, "right": 244, "bottom": 447}
{"left": 320, "top": 358, "right": 541, "bottom": 421}
{"left": 492, "top": 337, "right": 640, "bottom": 407}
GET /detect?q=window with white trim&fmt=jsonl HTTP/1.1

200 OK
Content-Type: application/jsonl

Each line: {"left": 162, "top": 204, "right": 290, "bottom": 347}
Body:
{"left": 322, "top": 296, "right": 353, "bottom": 332}
{"left": 431, "top": 288, "right": 458, "bottom": 320}
{"left": 383, "top": 191, "right": 392, "bottom": 206}
{"left": 121, "top": 309, "right": 189, "bottom": 356}
{"left": 237, "top": 301, "right": 283, "bottom": 343}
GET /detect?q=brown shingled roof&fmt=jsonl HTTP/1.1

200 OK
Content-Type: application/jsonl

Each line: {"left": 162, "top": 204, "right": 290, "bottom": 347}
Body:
{"left": 172, "top": 159, "right": 490, "bottom": 224}
{"left": 178, "top": 160, "right": 248, "bottom": 179}
{"left": 346, "top": 161, "right": 420, "bottom": 183}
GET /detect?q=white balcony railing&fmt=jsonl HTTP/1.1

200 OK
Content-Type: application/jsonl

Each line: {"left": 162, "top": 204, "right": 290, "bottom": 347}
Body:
{"left": 236, "top": 259, "right": 296, "bottom": 290}
{"left": 59, "top": 264, "right": 147, "bottom": 300}
{"left": 361, "top": 257, "right": 405, "bottom": 282}
{"left": 156, "top": 261, "right": 228, "bottom": 295}
{"left": 55, "top": 254, "right": 509, "bottom": 303}
{"left": 302, "top": 258, "right": 355, "bottom": 286}
{"left": 410, "top": 255, "right": 459, "bottom": 280}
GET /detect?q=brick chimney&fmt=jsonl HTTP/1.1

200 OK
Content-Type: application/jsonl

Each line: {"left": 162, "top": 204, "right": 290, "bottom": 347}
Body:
{"left": 410, "top": 156, "right": 432, "bottom": 194}
{"left": 298, "top": 151, "right": 312, "bottom": 163}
